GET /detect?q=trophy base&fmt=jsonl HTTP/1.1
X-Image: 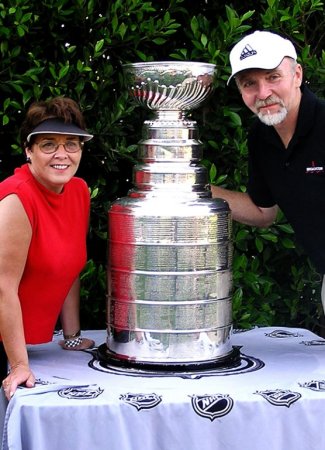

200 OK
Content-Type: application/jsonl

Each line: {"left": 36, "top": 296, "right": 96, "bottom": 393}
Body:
{"left": 96, "top": 344, "right": 241, "bottom": 372}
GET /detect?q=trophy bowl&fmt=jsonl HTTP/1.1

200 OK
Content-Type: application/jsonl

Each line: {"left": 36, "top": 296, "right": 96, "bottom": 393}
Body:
{"left": 123, "top": 61, "right": 216, "bottom": 111}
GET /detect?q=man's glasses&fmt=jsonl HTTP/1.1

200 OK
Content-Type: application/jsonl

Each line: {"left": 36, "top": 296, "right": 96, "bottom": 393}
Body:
{"left": 35, "top": 140, "right": 83, "bottom": 154}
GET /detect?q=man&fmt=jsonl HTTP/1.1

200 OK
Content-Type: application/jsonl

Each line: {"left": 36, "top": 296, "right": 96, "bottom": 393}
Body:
{"left": 210, "top": 30, "right": 325, "bottom": 310}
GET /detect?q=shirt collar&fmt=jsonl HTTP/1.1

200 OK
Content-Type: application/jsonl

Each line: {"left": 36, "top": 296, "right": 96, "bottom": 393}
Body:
{"left": 294, "top": 84, "right": 318, "bottom": 137}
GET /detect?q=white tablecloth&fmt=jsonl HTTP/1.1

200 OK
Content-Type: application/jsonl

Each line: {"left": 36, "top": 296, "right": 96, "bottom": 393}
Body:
{"left": 1, "top": 327, "right": 325, "bottom": 450}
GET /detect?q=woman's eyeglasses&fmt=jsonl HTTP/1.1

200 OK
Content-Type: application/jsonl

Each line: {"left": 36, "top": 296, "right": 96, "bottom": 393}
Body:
{"left": 35, "top": 140, "right": 83, "bottom": 154}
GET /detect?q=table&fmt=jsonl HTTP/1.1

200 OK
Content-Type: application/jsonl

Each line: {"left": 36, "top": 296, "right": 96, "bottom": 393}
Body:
{"left": 1, "top": 326, "right": 325, "bottom": 450}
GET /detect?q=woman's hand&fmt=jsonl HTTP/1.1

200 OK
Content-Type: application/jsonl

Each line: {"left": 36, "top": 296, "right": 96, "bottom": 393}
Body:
{"left": 59, "top": 337, "right": 95, "bottom": 351}
{"left": 1, "top": 363, "right": 35, "bottom": 401}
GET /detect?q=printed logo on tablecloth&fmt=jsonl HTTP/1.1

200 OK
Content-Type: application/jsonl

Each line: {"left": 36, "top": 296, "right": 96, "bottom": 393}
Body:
{"left": 265, "top": 330, "right": 303, "bottom": 338}
{"left": 34, "top": 378, "right": 53, "bottom": 386}
{"left": 300, "top": 339, "right": 325, "bottom": 346}
{"left": 255, "top": 389, "right": 301, "bottom": 407}
{"left": 58, "top": 386, "right": 104, "bottom": 399}
{"left": 120, "top": 393, "right": 162, "bottom": 410}
{"left": 190, "top": 394, "right": 234, "bottom": 421}
{"left": 232, "top": 328, "right": 253, "bottom": 334}
{"left": 299, "top": 380, "right": 325, "bottom": 391}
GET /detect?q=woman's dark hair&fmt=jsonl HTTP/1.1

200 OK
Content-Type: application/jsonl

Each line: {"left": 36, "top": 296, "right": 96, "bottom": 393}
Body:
{"left": 20, "top": 97, "right": 87, "bottom": 147}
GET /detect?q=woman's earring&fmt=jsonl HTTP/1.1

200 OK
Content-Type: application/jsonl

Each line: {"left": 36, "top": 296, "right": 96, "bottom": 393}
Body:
{"left": 26, "top": 156, "right": 31, "bottom": 164}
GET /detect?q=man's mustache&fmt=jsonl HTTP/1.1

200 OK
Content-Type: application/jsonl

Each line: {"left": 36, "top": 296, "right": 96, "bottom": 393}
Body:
{"left": 255, "top": 96, "right": 285, "bottom": 109}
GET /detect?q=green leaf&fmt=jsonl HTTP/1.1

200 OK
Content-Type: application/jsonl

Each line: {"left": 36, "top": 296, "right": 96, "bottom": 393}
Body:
{"left": 259, "top": 233, "right": 278, "bottom": 242}
{"left": 153, "top": 38, "right": 167, "bottom": 45}
{"left": 17, "top": 25, "right": 25, "bottom": 37}
{"left": 277, "top": 223, "right": 294, "bottom": 233}
{"left": 209, "top": 163, "right": 217, "bottom": 181}
{"left": 95, "top": 39, "right": 104, "bottom": 53}
{"left": 224, "top": 109, "right": 242, "bottom": 126}
{"left": 58, "top": 65, "right": 70, "bottom": 80}
{"left": 77, "top": 60, "right": 84, "bottom": 72}
{"left": 67, "top": 45, "right": 76, "bottom": 54}
{"left": 3, "top": 98, "right": 11, "bottom": 110}
{"left": 281, "top": 237, "right": 296, "bottom": 249}
{"left": 90, "top": 187, "right": 99, "bottom": 199}
{"left": 21, "top": 13, "right": 33, "bottom": 24}
{"left": 255, "top": 237, "right": 263, "bottom": 252}
{"left": 190, "top": 16, "right": 199, "bottom": 36}
{"left": 118, "top": 22, "right": 127, "bottom": 39}
{"left": 236, "top": 229, "right": 250, "bottom": 240}
{"left": 201, "top": 34, "right": 208, "bottom": 47}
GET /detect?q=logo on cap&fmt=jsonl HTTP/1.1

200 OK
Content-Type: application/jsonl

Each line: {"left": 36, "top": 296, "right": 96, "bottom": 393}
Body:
{"left": 240, "top": 44, "right": 257, "bottom": 60}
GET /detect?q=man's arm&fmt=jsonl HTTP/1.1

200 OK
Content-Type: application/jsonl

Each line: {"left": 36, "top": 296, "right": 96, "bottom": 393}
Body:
{"left": 210, "top": 185, "right": 278, "bottom": 227}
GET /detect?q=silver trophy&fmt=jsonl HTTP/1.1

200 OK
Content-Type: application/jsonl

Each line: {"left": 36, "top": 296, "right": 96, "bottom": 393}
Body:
{"left": 98, "top": 61, "right": 239, "bottom": 370}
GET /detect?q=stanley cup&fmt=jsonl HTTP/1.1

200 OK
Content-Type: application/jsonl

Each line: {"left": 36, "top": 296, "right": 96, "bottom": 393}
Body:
{"left": 99, "top": 61, "right": 238, "bottom": 369}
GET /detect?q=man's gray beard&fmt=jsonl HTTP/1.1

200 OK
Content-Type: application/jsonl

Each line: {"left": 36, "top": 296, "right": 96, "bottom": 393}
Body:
{"left": 257, "top": 107, "right": 288, "bottom": 126}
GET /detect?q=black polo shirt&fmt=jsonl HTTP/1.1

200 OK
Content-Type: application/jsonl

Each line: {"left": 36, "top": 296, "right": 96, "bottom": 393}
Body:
{"left": 247, "top": 86, "right": 325, "bottom": 272}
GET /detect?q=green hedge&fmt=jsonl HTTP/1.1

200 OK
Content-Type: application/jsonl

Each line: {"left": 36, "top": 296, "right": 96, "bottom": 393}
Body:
{"left": 1, "top": 0, "right": 325, "bottom": 332}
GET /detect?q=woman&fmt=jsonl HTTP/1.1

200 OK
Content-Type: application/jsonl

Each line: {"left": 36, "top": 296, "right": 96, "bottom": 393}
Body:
{"left": 0, "top": 97, "right": 94, "bottom": 400}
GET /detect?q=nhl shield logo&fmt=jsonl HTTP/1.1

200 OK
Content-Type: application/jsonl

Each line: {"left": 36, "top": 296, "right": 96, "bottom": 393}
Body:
{"left": 299, "top": 380, "right": 325, "bottom": 392}
{"left": 265, "top": 330, "right": 303, "bottom": 338}
{"left": 191, "top": 394, "right": 234, "bottom": 421}
{"left": 255, "top": 389, "right": 301, "bottom": 407}
{"left": 58, "top": 386, "right": 104, "bottom": 399}
{"left": 300, "top": 340, "right": 325, "bottom": 346}
{"left": 120, "top": 393, "right": 162, "bottom": 411}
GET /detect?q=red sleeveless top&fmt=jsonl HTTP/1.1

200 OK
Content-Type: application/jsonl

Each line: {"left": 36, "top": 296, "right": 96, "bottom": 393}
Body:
{"left": 0, "top": 164, "right": 90, "bottom": 343}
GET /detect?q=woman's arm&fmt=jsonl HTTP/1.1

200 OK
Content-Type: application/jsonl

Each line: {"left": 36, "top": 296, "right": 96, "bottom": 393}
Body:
{"left": 59, "top": 277, "right": 94, "bottom": 350}
{"left": 0, "top": 194, "right": 35, "bottom": 399}
{"left": 60, "top": 277, "right": 81, "bottom": 337}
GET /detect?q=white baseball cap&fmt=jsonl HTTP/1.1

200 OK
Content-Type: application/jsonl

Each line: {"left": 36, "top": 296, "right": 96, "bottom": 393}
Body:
{"left": 227, "top": 30, "right": 297, "bottom": 85}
